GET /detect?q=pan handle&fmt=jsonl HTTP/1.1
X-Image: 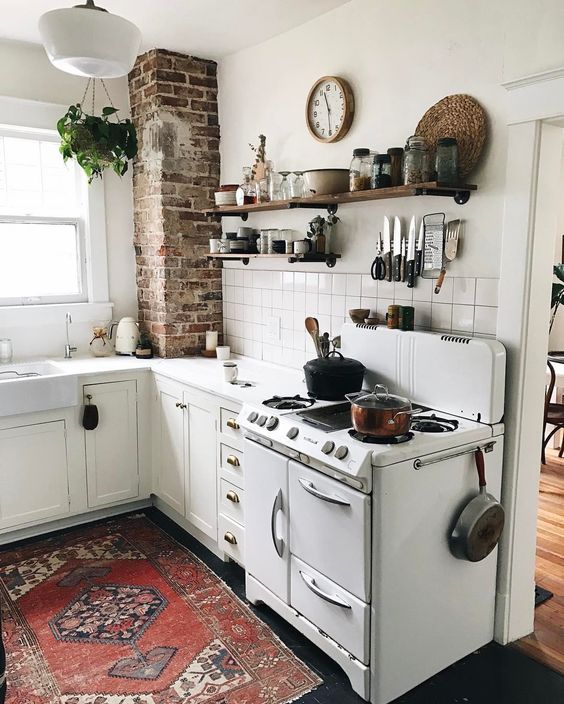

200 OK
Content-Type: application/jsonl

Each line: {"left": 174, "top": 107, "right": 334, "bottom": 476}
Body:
{"left": 475, "top": 447, "right": 487, "bottom": 487}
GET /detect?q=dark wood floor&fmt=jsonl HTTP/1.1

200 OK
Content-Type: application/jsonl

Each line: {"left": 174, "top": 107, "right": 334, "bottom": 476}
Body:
{"left": 513, "top": 451, "right": 564, "bottom": 673}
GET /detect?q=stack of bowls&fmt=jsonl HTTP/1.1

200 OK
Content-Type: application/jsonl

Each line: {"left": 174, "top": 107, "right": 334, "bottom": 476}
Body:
{"left": 214, "top": 184, "right": 238, "bottom": 207}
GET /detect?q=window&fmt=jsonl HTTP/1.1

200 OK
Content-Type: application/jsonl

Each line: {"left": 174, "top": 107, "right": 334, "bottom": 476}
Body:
{"left": 0, "top": 126, "right": 87, "bottom": 305}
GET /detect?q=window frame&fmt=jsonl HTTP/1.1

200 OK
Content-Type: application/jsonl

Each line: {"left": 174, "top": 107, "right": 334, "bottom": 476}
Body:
{"left": 0, "top": 96, "right": 109, "bottom": 309}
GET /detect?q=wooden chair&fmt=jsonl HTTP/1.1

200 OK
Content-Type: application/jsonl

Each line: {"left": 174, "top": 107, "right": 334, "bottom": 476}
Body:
{"left": 542, "top": 359, "right": 564, "bottom": 463}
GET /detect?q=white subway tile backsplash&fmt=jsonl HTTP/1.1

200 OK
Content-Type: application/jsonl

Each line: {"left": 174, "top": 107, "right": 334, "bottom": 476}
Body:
{"left": 361, "top": 274, "right": 378, "bottom": 298}
{"left": 431, "top": 302, "right": 453, "bottom": 331}
{"left": 475, "top": 278, "right": 499, "bottom": 307}
{"left": 452, "top": 304, "right": 474, "bottom": 333}
{"left": 223, "top": 271, "right": 498, "bottom": 370}
{"left": 332, "top": 274, "right": 346, "bottom": 295}
{"left": 474, "top": 306, "right": 497, "bottom": 335}
{"left": 453, "top": 277, "right": 476, "bottom": 305}
{"left": 412, "top": 276, "right": 433, "bottom": 302}
{"left": 346, "top": 273, "right": 361, "bottom": 297}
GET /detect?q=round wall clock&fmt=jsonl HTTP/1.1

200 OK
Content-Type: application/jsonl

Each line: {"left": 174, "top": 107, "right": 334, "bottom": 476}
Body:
{"left": 306, "top": 76, "right": 354, "bottom": 143}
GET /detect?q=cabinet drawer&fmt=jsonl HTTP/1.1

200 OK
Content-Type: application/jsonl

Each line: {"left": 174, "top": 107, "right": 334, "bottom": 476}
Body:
{"left": 220, "top": 443, "right": 244, "bottom": 487}
{"left": 218, "top": 514, "right": 245, "bottom": 566}
{"left": 289, "top": 461, "right": 371, "bottom": 602}
{"left": 220, "top": 407, "right": 242, "bottom": 446}
{"left": 219, "top": 479, "right": 245, "bottom": 525}
{"left": 291, "top": 556, "right": 370, "bottom": 664}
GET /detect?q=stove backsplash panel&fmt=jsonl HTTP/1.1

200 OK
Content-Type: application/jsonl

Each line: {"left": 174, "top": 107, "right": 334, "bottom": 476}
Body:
{"left": 222, "top": 269, "right": 498, "bottom": 369}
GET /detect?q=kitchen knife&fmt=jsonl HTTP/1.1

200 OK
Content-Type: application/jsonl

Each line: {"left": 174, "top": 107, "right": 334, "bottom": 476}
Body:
{"left": 415, "top": 220, "right": 424, "bottom": 277}
{"left": 400, "top": 237, "right": 406, "bottom": 282}
{"left": 406, "top": 216, "right": 416, "bottom": 288}
{"left": 393, "top": 216, "right": 402, "bottom": 282}
{"left": 383, "top": 216, "right": 392, "bottom": 282}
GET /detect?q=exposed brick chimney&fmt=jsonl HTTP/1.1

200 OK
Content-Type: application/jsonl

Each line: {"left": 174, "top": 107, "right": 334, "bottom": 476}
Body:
{"left": 128, "top": 49, "right": 222, "bottom": 357}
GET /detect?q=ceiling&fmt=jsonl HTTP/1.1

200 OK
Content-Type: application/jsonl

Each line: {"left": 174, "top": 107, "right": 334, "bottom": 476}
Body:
{"left": 0, "top": 0, "right": 351, "bottom": 59}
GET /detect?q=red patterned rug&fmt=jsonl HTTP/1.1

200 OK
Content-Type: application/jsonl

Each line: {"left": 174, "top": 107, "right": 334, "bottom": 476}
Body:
{"left": 0, "top": 515, "right": 321, "bottom": 703}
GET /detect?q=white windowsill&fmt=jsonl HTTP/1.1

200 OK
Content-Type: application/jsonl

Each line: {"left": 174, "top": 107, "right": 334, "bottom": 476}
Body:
{"left": 0, "top": 301, "right": 114, "bottom": 327}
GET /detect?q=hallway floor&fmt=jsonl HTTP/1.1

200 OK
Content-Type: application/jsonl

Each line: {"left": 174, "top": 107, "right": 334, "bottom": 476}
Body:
{"left": 513, "top": 451, "right": 564, "bottom": 674}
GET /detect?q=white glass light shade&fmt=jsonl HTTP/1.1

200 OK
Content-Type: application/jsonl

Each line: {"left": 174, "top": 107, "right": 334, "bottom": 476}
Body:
{"left": 38, "top": 7, "right": 141, "bottom": 79}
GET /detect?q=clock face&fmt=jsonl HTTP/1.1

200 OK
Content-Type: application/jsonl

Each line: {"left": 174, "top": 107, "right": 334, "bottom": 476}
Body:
{"left": 306, "top": 76, "right": 354, "bottom": 143}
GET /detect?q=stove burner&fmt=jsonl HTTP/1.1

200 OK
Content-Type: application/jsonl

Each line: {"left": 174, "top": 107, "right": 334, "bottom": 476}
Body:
{"left": 263, "top": 395, "right": 316, "bottom": 411}
{"left": 411, "top": 414, "right": 459, "bottom": 433}
{"left": 348, "top": 430, "right": 414, "bottom": 445}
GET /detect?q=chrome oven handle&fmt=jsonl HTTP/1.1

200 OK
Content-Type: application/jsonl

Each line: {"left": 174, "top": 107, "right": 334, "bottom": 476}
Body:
{"left": 413, "top": 441, "right": 496, "bottom": 469}
{"left": 270, "top": 489, "right": 284, "bottom": 558}
{"left": 298, "top": 477, "right": 350, "bottom": 506}
{"left": 299, "top": 571, "right": 352, "bottom": 609}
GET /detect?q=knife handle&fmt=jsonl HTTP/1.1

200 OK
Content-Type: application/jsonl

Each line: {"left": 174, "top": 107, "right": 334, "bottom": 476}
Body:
{"left": 406, "top": 260, "right": 415, "bottom": 288}
{"left": 393, "top": 254, "right": 402, "bottom": 282}
{"left": 400, "top": 254, "right": 406, "bottom": 282}
{"left": 384, "top": 252, "right": 392, "bottom": 282}
{"left": 434, "top": 268, "right": 446, "bottom": 295}
{"left": 415, "top": 249, "right": 423, "bottom": 277}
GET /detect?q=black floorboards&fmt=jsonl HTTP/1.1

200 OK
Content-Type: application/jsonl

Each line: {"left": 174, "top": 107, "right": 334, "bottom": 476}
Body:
{"left": 3, "top": 508, "right": 564, "bottom": 704}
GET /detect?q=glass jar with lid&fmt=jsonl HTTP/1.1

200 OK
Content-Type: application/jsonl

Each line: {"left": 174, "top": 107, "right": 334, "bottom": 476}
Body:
{"left": 435, "top": 137, "right": 459, "bottom": 183}
{"left": 236, "top": 166, "right": 259, "bottom": 206}
{"left": 372, "top": 154, "right": 392, "bottom": 189}
{"left": 349, "top": 148, "right": 374, "bottom": 191}
{"left": 403, "top": 135, "right": 430, "bottom": 185}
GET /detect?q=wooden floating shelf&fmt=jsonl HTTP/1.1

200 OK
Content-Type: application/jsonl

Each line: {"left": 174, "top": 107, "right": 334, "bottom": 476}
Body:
{"left": 203, "top": 182, "right": 477, "bottom": 220}
{"left": 207, "top": 252, "right": 341, "bottom": 268}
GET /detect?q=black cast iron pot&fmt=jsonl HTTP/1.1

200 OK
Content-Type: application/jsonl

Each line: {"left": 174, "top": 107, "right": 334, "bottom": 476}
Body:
{"left": 303, "top": 351, "right": 366, "bottom": 401}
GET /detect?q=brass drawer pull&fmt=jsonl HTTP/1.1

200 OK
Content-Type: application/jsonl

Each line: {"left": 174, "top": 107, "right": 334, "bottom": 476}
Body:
{"left": 226, "top": 454, "right": 240, "bottom": 467}
{"left": 226, "top": 418, "right": 240, "bottom": 430}
{"left": 224, "top": 532, "right": 238, "bottom": 545}
{"left": 226, "top": 490, "right": 240, "bottom": 503}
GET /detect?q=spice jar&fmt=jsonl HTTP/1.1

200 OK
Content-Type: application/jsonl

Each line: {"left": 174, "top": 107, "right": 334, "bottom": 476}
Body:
{"left": 387, "top": 147, "right": 404, "bottom": 186}
{"left": 350, "top": 148, "right": 374, "bottom": 191}
{"left": 399, "top": 306, "right": 415, "bottom": 331}
{"left": 386, "top": 305, "right": 400, "bottom": 329}
{"left": 403, "top": 135, "right": 430, "bottom": 185}
{"left": 435, "top": 137, "right": 459, "bottom": 183}
{"left": 372, "top": 154, "right": 392, "bottom": 189}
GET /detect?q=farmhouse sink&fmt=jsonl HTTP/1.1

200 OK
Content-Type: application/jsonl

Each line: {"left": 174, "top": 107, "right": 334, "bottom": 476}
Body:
{"left": 0, "top": 361, "right": 79, "bottom": 417}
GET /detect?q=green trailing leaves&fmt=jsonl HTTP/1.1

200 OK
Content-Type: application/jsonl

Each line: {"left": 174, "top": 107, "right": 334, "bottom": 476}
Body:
{"left": 57, "top": 103, "right": 138, "bottom": 184}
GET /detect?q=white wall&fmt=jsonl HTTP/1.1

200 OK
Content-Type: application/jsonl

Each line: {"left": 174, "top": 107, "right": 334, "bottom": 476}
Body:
{"left": 0, "top": 39, "right": 137, "bottom": 358}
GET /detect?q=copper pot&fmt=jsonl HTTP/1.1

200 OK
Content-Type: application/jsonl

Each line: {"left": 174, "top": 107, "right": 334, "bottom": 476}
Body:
{"left": 345, "top": 385, "right": 418, "bottom": 438}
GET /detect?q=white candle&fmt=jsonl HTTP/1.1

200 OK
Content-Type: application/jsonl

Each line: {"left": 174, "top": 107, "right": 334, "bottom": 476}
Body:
{"left": 206, "top": 330, "right": 218, "bottom": 351}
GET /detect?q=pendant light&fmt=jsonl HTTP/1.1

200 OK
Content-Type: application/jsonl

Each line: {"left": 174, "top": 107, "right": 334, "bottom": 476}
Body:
{"left": 38, "top": 0, "right": 141, "bottom": 79}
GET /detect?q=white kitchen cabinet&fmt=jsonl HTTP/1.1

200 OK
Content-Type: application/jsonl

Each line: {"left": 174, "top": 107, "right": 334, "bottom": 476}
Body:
{"left": 84, "top": 380, "right": 139, "bottom": 508}
{"left": 0, "top": 420, "right": 70, "bottom": 529}
{"left": 154, "top": 378, "right": 185, "bottom": 515}
{"left": 184, "top": 389, "right": 218, "bottom": 539}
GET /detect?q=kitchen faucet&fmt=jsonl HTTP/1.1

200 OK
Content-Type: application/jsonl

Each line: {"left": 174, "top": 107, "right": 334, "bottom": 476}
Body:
{"left": 64, "top": 313, "right": 77, "bottom": 359}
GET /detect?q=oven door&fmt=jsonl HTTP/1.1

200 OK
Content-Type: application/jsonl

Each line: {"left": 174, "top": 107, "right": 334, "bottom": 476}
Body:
{"left": 289, "top": 461, "right": 372, "bottom": 602}
{"left": 244, "top": 439, "right": 290, "bottom": 603}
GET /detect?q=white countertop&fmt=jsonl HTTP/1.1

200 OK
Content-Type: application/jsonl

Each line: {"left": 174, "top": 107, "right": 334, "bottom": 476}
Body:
{"left": 47, "top": 354, "right": 308, "bottom": 406}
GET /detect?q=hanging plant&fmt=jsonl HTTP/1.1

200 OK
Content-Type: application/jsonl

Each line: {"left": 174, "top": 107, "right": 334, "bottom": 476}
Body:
{"left": 57, "top": 103, "right": 138, "bottom": 183}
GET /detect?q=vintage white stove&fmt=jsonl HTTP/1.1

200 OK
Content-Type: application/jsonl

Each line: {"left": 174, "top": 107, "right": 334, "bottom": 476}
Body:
{"left": 238, "top": 325, "right": 506, "bottom": 704}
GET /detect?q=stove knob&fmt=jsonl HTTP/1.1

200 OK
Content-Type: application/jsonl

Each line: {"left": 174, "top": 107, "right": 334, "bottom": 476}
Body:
{"left": 247, "top": 412, "right": 258, "bottom": 423}
{"left": 335, "top": 445, "right": 349, "bottom": 460}
{"left": 257, "top": 415, "right": 267, "bottom": 427}
{"left": 321, "top": 440, "right": 335, "bottom": 455}
{"left": 287, "top": 427, "right": 299, "bottom": 440}
{"left": 266, "top": 416, "right": 279, "bottom": 431}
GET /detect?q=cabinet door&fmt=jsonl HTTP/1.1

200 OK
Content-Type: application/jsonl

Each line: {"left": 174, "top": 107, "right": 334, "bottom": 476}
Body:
{"left": 184, "top": 390, "right": 217, "bottom": 540}
{"left": 154, "top": 379, "right": 185, "bottom": 515}
{"left": 0, "top": 421, "right": 70, "bottom": 529}
{"left": 244, "top": 439, "right": 290, "bottom": 603}
{"left": 84, "top": 380, "right": 139, "bottom": 508}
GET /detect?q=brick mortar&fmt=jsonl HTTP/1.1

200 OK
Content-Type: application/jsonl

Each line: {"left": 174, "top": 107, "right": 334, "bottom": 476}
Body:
{"left": 129, "top": 49, "right": 222, "bottom": 357}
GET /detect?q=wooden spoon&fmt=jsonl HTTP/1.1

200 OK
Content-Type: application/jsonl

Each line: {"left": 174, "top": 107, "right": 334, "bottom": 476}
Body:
{"left": 305, "top": 317, "right": 322, "bottom": 358}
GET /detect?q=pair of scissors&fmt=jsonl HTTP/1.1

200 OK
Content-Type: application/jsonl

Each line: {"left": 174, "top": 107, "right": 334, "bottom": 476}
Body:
{"left": 370, "top": 232, "right": 385, "bottom": 281}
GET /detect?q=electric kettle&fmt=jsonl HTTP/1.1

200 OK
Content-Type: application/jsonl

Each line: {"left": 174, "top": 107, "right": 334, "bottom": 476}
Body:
{"left": 111, "top": 317, "right": 140, "bottom": 355}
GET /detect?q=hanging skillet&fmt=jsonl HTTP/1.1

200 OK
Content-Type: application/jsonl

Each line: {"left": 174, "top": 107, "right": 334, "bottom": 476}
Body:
{"left": 449, "top": 447, "right": 505, "bottom": 562}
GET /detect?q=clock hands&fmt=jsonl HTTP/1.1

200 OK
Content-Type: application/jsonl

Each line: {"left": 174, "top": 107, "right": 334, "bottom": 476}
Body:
{"left": 324, "top": 92, "right": 332, "bottom": 134}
